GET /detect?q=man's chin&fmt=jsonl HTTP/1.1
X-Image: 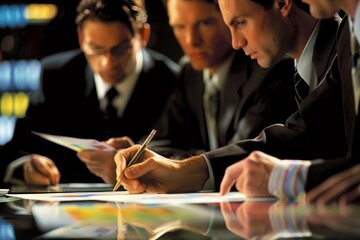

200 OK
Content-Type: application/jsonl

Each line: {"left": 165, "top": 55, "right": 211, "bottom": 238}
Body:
{"left": 101, "top": 74, "right": 125, "bottom": 84}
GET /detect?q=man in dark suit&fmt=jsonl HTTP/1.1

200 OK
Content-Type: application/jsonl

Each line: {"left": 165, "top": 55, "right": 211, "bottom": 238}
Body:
{"left": 152, "top": 0, "right": 296, "bottom": 157}
{"left": 0, "top": 0, "right": 179, "bottom": 187}
{"left": 301, "top": 1, "right": 360, "bottom": 204}
{"left": 112, "top": 0, "right": 348, "bottom": 195}
{"left": 219, "top": 3, "right": 360, "bottom": 200}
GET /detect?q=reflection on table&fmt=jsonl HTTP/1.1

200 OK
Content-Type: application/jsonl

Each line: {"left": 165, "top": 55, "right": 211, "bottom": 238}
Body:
{"left": 1, "top": 194, "right": 360, "bottom": 239}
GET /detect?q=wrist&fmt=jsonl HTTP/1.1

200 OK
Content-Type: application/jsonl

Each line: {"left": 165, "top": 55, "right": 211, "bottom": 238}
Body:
{"left": 178, "top": 155, "right": 209, "bottom": 192}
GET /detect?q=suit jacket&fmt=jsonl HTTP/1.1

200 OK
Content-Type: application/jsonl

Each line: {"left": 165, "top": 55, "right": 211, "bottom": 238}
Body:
{"left": 204, "top": 17, "right": 348, "bottom": 190}
{"left": 0, "top": 48, "right": 179, "bottom": 184}
{"left": 152, "top": 50, "right": 297, "bottom": 157}
{"left": 306, "top": 15, "right": 360, "bottom": 190}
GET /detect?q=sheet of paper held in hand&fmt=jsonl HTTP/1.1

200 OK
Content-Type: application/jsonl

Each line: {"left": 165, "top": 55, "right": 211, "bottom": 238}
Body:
{"left": 5, "top": 191, "right": 275, "bottom": 204}
{"left": 32, "top": 132, "right": 115, "bottom": 152}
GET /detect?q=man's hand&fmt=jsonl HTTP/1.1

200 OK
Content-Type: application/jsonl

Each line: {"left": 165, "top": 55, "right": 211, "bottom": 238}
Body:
{"left": 307, "top": 164, "right": 360, "bottom": 205}
{"left": 114, "top": 145, "right": 209, "bottom": 193}
{"left": 23, "top": 154, "right": 60, "bottom": 186}
{"left": 77, "top": 137, "right": 134, "bottom": 184}
{"left": 220, "top": 201, "right": 274, "bottom": 239}
{"left": 220, "top": 151, "right": 279, "bottom": 197}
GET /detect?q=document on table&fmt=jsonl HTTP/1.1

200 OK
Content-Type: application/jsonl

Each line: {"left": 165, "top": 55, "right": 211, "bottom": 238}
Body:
{"left": 6, "top": 191, "right": 274, "bottom": 204}
{"left": 32, "top": 131, "right": 115, "bottom": 152}
{"left": 8, "top": 183, "right": 115, "bottom": 194}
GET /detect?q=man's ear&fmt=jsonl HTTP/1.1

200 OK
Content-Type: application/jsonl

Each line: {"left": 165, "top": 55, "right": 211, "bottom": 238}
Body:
{"left": 139, "top": 23, "right": 151, "bottom": 47}
{"left": 276, "top": 0, "right": 292, "bottom": 16}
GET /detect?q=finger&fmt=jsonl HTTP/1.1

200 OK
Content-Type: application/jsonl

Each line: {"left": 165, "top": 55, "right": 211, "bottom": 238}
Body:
{"left": 114, "top": 147, "right": 136, "bottom": 181}
{"left": 77, "top": 151, "right": 94, "bottom": 162}
{"left": 24, "top": 161, "right": 51, "bottom": 185}
{"left": 339, "top": 185, "right": 360, "bottom": 205}
{"left": 220, "top": 163, "right": 243, "bottom": 196}
{"left": 220, "top": 202, "right": 243, "bottom": 236}
{"left": 220, "top": 202, "right": 236, "bottom": 223}
{"left": 44, "top": 160, "right": 60, "bottom": 185}
{"left": 32, "top": 157, "right": 60, "bottom": 185}
{"left": 106, "top": 137, "right": 134, "bottom": 149}
{"left": 124, "top": 157, "right": 158, "bottom": 180}
{"left": 307, "top": 167, "right": 360, "bottom": 204}
{"left": 121, "top": 178, "right": 147, "bottom": 194}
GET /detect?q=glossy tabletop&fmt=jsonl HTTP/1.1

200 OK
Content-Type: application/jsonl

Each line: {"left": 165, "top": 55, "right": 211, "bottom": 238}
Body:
{"left": 1, "top": 194, "right": 360, "bottom": 240}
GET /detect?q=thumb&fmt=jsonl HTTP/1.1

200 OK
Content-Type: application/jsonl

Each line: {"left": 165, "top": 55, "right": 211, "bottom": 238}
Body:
{"left": 125, "top": 158, "right": 157, "bottom": 179}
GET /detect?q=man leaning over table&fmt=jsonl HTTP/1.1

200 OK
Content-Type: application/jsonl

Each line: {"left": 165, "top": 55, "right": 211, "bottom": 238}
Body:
{"left": 221, "top": 0, "right": 360, "bottom": 203}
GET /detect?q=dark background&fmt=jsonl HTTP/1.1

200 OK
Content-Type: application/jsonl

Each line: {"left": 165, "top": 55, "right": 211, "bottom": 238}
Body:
{"left": 0, "top": 0, "right": 183, "bottom": 145}
{"left": 0, "top": 0, "right": 183, "bottom": 62}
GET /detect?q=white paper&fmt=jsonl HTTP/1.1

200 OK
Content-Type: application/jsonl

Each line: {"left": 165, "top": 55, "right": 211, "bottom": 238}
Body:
{"left": 6, "top": 191, "right": 253, "bottom": 204}
{"left": 32, "top": 131, "right": 115, "bottom": 152}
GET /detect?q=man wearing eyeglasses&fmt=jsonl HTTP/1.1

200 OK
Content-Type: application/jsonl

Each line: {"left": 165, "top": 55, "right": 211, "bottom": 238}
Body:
{"left": 0, "top": 0, "right": 179, "bottom": 187}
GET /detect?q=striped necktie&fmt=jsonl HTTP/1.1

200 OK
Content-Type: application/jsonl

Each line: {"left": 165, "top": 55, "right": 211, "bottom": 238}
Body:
{"left": 294, "top": 70, "right": 309, "bottom": 109}
{"left": 351, "top": 32, "right": 360, "bottom": 115}
{"left": 203, "top": 75, "right": 219, "bottom": 150}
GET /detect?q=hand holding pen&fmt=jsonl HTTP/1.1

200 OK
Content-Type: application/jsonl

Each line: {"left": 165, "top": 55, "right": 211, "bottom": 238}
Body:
{"left": 113, "top": 129, "right": 157, "bottom": 191}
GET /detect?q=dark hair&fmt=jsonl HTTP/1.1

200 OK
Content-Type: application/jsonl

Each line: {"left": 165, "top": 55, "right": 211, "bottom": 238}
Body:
{"left": 162, "top": 0, "right": 220, "bottom": 11}
{"left": 75, "top": 0, "right": 147, "bottom": 34}
{"left": 251, "top": 0, "right": 309, "bottom": 13}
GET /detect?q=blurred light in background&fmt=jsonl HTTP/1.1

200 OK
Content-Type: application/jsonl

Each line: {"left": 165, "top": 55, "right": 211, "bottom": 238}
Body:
{"left": 0, "top": 60, "right": 41, "bottom": 92}
{"left": 0, "top": 4, "right": 58, "bottom": 28}
{"left": 0, "top": 116, "right": 16, "bottom": 145}
{"left": 0, "top": 219, "right": 15, "bottom": 240}
{"left": 0, "top": 60, "right": 41, "bottom": 144}
{"left": 0, "top": 2, "right": 58, "bottom": 145}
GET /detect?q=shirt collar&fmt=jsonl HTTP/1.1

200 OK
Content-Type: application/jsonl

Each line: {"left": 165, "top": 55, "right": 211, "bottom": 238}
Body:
{"left": 354, "top": 2, "right": 360, "bottom": 42}
{"left": 203, "top": 53, "right": 235, "bottom": 91}
{"left": 296, "top": 21, "right": 320, "bottom": 88}
{"left": 95, "top": 49, "right": 143, "bottom": 100}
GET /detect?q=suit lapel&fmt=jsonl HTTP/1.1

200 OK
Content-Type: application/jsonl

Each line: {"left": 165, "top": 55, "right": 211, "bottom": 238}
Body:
{"left": 313, "top": 17, "right": 339, "bottom": 85}
{"left": 217, "top": 51, "right": 266, "bottom": 146}
{"left": 186, "top": 70, "right": 208, "bottom": 146}
{"left": 337, "top": 16, "right": 356, "bottom": 155}
{"left": 84, "top": 63, "right": 96, "bottom": 98}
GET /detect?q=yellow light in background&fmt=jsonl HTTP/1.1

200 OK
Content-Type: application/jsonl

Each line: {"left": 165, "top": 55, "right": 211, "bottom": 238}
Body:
{"left": 0, "top": 93, "right": 13, "bottom": 117}
{"left": 14, "top": 92, "right": 29, "bottom": 118}
{"left": 0, "top": 92, "right": 29, "bottom": 117}
{"left": 25, "top": 4, "right": 58, "bottom": 22}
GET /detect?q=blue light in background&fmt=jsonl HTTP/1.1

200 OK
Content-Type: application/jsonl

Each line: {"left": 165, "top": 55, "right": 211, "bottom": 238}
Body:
{"left": 0, "top": 4, "right": 27, "bottom": 28}
{"left": 0, "top": 60, "right": 41, "bottom": 92}
{"left": 0, "top": 60, "right": 41, "bottom": 145}
{"left": 0, "top": 116, "right": 15, "bottom": 145}
{"left": 26, "top": 60, "right": 41, "bottom": 91}
{"left": 13, "top": 60, "right": 28, "bottom": 91}
{"left": 0, "top": 61, "right": 12, "bottom": 91}
{"left": 0, "top": 4, "right": 58, "bottom": 28}
{"left": 0, "top": 218, "right": 15, "bottom": 240}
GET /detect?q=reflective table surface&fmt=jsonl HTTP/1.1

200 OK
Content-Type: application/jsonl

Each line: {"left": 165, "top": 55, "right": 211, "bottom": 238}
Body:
{"left": 1, "top": 194, "right": 360, "bottom": 239}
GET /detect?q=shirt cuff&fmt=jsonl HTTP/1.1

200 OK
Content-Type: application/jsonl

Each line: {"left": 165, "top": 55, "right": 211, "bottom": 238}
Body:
{"left": 3, "top": 155, "right": 32, "bottom": 185}
{"left": 269, "top": 202, "right": 311, "bottom": 239}
{"left": 268, "top": 160, "right": 311, "bottom": 201}
{"left": 200, "top": 154, "right": 215, "bottom": 192}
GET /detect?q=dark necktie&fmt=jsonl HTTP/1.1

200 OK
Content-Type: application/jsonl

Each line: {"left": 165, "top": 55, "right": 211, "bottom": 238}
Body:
{"left": 203, "top": 75, "right": 219, "bottom": 150}
{"left": 104, "top": 87, "right": 118, "bottom": 120}
{"left": 294, "top": 70, "right": 309, "bottom": 109}
{"left": 102, "top": 87, "right": 119, "bottom": 138}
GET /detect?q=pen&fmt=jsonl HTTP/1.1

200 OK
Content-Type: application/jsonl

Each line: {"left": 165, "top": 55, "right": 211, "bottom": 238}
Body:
{"left": 113, "top": 129, "right": 157, "bottom": 191}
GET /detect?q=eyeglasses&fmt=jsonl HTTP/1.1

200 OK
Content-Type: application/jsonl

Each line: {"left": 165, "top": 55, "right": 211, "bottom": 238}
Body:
{"left": 82, "top": 39, "right": 134, "bottom": 60}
